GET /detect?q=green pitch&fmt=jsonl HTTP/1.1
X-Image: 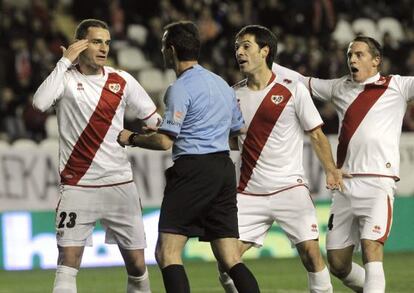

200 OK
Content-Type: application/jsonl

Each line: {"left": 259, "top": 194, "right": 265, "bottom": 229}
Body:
{"left": 1, "top": 252, "right": 413, "bottom": 292}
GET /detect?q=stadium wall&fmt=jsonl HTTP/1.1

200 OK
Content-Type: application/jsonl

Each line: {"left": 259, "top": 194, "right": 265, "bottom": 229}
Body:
{"left": 1, "top": 134, "right": 414, "bottom": 270}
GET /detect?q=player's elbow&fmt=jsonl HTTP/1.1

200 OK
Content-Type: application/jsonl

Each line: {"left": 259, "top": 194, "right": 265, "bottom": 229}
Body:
{"left": 32, "top": 96, "right": 50, "bottom": 112}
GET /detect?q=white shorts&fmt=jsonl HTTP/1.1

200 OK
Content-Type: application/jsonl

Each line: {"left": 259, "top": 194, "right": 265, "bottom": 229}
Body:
{"left": 56, "top": 182, "right": 147, "bottom": 249}
{"left": 237, "top": 185, "right": 319, "bottom": 247}
{"left": 326, "top": 176, "right": 395, "bottom": 250}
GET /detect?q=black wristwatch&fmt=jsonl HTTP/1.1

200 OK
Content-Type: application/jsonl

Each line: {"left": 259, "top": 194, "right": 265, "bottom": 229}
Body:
{"left": 128, "top": 132, "right": 139, "bottom": 146}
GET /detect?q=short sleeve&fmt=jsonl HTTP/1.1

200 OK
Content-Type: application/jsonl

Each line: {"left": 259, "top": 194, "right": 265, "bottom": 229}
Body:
{"left": 158, "top": 83, "right": 190, "bottom": 137}
{"left": 294, "top": 82, "right": 323, "bottom": 131}
{"left": 308, "top": 77, "right": 340, "bottom": 102}
{"left": 393, "top": 75, "right": 414, "bottom": 102}
{"left": 124, "top": 72, "right": 157, "bottom": 119}
{"left": 230, "top": 89, "right": 244, "bottom": 133}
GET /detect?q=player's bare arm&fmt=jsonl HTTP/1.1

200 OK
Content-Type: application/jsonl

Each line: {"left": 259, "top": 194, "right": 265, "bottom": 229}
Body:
{"left": 117, "top": 129, "right": 173, "bottom": 150}
{"left": 228, "top": 136, "right": 239, "bottom": 150}
{"left": 60, "top": 39, "right": 89, "bottom": 63}
{"left": 308, "top": 127, "right": 346, "bottom": 191}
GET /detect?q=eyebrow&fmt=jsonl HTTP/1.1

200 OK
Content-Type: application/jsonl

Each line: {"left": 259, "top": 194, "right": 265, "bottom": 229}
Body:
{"left": 90, "top": 38, "right": 111, "bottom": 45}
{"left": 235, "top": 40, "right": 253, "bottom": 46}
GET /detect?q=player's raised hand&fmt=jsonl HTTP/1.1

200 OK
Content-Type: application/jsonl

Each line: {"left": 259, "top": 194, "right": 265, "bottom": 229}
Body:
{"left": 60, "top": 39, "right": 89, "bottom": 63}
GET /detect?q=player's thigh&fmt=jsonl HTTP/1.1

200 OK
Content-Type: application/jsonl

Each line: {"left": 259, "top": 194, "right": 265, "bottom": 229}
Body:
{"left": 272, "top": 186, "right": 319, "bottom": 245}
{"left": 326, "top": 188, "right": 358, "bottom": 250}
{"left": 56, "top": 185, "right": 99, "bottom": 247}
{"left": 100, "top": 183, "right": 146, "bottom": 250}
{"left": 356, "top": 177, "right": 395, "bottom": 244}
{"left": 235, "top": 193, "right": 273, "bottom": 247}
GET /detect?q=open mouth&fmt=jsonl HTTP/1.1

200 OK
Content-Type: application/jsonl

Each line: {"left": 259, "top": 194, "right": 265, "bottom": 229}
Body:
{"left": 350, "top": 67, "right": 358, "bottom": 73}
{"left": 238, "top": 60, "right": 247, "bottom": 66}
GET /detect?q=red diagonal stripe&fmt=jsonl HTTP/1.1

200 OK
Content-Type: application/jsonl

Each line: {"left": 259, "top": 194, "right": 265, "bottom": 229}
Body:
{"left": 238, "top": 83, "right": 292, "bottom": 192}
{"left": 377, "top": 195, "right": 393, "bottom": 244}
{"left": 337, "top": 76, "right": 391, "bottom": 168}
{"left": 60, "top": 73, "right": 126, "bottom": 185}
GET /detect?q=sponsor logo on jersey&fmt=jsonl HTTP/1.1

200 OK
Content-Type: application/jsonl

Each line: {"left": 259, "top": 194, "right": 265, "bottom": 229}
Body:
{"left": 311, "top": 223, "right": 318, "bottom": 232}
{"left": 270, "top": 95, "right": 284, "bottom": 105}
{"left": 77, "top": 82, "right": 84, "bottom": 90}
{"left": 108, "top": 83, "right": 121, "bottom": 94}
{"left": 166, "top": 119, "right": 181, "bottom": 126}
{"left": 173, "top": 111, "right": 183, "bottom": 122}
{"left": 283, "top": 78, "right": 292, "bottom": 84}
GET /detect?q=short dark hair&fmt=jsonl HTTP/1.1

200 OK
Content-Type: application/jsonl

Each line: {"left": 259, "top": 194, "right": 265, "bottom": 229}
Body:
{"left": 235, "top": 25, "right": 278, "bottom": 69}
{"left": 75, "top": 19, "right": 109, "bottom": 39}
{"left": 352, "top": 36, "right": 383, "bottom": 60}
{"left": 163, "top": 21, "right": 200, "bottom": 61}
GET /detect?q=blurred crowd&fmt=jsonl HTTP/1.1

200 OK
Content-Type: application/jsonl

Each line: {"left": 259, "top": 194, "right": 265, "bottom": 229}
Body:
{"left": 1, "top": 0, "right": 414, "bottom": 143}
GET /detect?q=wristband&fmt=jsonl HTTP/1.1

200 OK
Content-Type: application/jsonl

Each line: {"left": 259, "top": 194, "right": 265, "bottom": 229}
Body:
{"left": 128, "top": 132, "right": 139, "bottom": 146}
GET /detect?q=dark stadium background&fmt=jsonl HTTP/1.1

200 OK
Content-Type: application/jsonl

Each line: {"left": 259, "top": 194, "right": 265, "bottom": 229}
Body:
{"left": 0, "top": 1, "right": 413, "bottom": 292}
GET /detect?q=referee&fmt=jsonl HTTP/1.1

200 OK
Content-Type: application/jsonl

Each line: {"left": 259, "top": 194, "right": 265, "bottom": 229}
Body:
{"left": 118, "top": 21, "right": 260, "bottom": 293}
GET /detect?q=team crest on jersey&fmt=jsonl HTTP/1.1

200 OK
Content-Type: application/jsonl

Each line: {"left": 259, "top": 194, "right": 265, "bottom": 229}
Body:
{"left": 271, "top": 95, "right": 284, "bottom": 105}
{"left": 108, "top": 83, "right": 121, "bottom": 93}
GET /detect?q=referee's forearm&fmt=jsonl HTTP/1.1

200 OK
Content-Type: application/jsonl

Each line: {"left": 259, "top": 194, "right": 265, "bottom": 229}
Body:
{"left": 132, "top": 133, "right": 173, "bottom": 151}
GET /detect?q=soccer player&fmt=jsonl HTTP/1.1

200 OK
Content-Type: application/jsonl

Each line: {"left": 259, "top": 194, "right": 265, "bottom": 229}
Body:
{"left": 117, "top": 21, "right": 260, "bottom": 293}
{"left": 33, "top": 19, "right": 161, "bottom": 293}
{"left": 217, "top": 25, "right": 343, "bottom": 293}
{"left": 303, "top": 36, "right": 414, "bottom": 293}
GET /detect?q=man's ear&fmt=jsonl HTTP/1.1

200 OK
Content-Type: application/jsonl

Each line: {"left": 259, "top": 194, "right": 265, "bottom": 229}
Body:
{"left": 170, "top": 45, "right": 178, "bottom": 59}
{"left": 261, "top": 45, "right": 270, "bottom": 59}
{"left": 373, "top": 56, "right": 381, "bottom": 68}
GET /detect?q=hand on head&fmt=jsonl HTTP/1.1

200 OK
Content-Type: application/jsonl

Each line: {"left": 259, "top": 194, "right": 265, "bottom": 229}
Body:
{"left": 60, "top": 39, "right": 89, "bottom": 63}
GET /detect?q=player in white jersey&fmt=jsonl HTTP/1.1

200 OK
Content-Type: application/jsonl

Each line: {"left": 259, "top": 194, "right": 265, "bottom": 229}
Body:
{"left": 33, "top": 19, "right": 160, "bottom": 293}
{"left": 217, "top": 25, "right": 343, "bottom": 293}
{"left": 302, "top": 36, "right": 414, "bottom": 293}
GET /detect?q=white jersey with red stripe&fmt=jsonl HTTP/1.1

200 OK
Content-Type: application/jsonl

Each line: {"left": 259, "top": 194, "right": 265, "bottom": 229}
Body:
{"left": 271, "top": 62, "right": 305, "bottom": 82}
{"left": 307, "top": 73, "right": 414, "bottom": 179}
{"left": 235, "top": 73, "right": 323, "bottom": 195}
{"left": 33, "top": 57, "right": 161, "bottom": 186}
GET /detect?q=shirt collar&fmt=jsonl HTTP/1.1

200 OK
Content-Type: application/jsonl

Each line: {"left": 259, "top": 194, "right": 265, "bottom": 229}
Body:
{"left": 359, "top": 72, "right": 381, "bottom": 85}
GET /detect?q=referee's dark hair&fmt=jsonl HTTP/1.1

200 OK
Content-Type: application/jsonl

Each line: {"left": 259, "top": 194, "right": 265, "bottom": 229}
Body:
{"left": 163, "top": 21, "right": 201, "bottom": 61}
{"left": 235, "top": 25, "right": 278, "bottom": 69}
{"left": 75, "top": 19, "right": 109, "bottom": 39}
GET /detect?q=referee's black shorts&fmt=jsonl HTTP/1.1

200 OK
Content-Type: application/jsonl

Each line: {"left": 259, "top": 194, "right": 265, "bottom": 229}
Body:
{"left": 158, "top": 151, "right": 239, "bottom": 241}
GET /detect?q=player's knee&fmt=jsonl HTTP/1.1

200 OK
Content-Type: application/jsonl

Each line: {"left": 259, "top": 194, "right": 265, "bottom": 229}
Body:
{"left": 217, "top": 253, "right": 241, "bottom": 271}
{"left": 327, "top": 259, "right": 351, "bottom": 279}
{"left": 297, "top": 240, "right": 325, "bottom": 272}
{"left": 154, "top": 246, "right": 163, "bottom": 266}
{"left": 57, "top": 247, "right": 83, "bottom": 269}
{"left": 125, "top": 264, "right": 146, "bottom": 277}
{"left": 125, "top": 256, "right": 146, "bottom": 277}
{"left": 154, "top": 245, "right": 179, "bottom": 268}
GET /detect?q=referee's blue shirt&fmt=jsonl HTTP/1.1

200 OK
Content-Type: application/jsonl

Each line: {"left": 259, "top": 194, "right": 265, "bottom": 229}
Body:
{"left": 158, "top": 64, "right": 244, "bottom": 161}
